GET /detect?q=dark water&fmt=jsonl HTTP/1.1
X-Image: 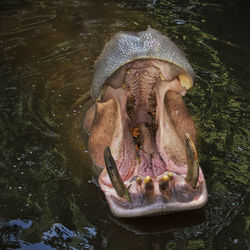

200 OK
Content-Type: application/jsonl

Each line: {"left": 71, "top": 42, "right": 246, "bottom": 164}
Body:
{"left": 0, "top": 0, "right": 249, "bottom": 249}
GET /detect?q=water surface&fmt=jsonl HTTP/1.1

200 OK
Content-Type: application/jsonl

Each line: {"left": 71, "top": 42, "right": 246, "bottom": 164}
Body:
{"left": 0, "top": 0, "right": 249, "bottom": 249}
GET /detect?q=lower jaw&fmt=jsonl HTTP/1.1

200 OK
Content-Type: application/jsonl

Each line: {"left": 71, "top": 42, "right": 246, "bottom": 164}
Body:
{"left": 108, "top": 194, "right": 208, "bottom": 218}
{"left": 99, "top": 168, "right": 208, "bottom": 218}
{"left": 97, "top": 123, "right": 208, "bottom": 217}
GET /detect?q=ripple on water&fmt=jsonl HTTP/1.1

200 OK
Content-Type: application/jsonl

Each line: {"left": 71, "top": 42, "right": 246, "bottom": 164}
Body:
{"left": 0, "top": 0, "right": 249, "bottom": 249}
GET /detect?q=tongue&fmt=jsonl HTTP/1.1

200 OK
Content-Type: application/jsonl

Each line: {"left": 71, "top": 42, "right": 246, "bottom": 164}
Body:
{"left": 141, "top": 124, "right": 154, "bottom": 154}
{"left": 137, "top": 124, "right": 167, "bottom": 177}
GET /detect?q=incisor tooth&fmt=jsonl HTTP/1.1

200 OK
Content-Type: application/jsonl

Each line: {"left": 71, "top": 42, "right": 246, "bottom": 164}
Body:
{"left": 144, "top": 176, "right": 151, "bottom": 184}
{"left": 168, "top": 172, "right": 173, "bottom": 179}
{"left": 136, "top": 176, "right": 142, "bottom": 185}
{"left": 161, "top": 175, "right": 169, "bottom": 182}
{"left": 159, "top": 175, "right": 169, "bottom": 191}
{"left": 144, "top": 176, "right": 154, "bottom": 191}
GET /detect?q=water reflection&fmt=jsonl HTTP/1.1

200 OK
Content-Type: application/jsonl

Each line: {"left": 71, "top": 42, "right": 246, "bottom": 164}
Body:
{"left": 0, "top": 0, "right": 249, "bottom": 249}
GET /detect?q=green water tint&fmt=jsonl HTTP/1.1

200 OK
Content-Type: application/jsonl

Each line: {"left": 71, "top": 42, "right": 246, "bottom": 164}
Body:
{"left": 0, "top": 0, "right": 249, "bottom": 249}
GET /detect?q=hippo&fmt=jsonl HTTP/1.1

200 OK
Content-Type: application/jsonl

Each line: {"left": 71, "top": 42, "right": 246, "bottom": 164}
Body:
{"left": 84, "top": 28, "right": 207, "bottom": 217}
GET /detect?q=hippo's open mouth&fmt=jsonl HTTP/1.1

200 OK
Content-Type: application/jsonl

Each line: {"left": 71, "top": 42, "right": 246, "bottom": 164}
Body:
{"left": 84, "top": 29, "right": 207, "bottom": 217}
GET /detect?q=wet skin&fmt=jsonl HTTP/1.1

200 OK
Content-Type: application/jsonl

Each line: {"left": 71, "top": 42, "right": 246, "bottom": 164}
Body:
{"left": 84, "top": 29, "right": 207, "bottom": 217}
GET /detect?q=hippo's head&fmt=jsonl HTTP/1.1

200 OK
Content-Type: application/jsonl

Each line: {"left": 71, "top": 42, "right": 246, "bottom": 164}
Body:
{"left": 84, "top": 28, "right": 207, "bottom": 217}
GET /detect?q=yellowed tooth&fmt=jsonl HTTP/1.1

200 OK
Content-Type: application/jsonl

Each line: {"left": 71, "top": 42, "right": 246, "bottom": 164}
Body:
{"left": 159, "top": 175, "right": 169, "bottom": 191}
{"left": 144, "top": 176, "right": 151, "bottom": 184}
{"left": 104, "top": 146, "right": 126, "bottom": 197}
{"left": 185, "top": 132, "right": 199, "bottom": 189}
{"left": 161, "top": 175, "right": 170, "bottom": 182}
{"left": 136, "top": 176, "right": 142, "bottom": 185}
{"left": 185, "top": 133, "right": 198, "bottom": 161}
{"left": 168, "top": 172, "right": 173, "bottom": 179}
{"left": 159, "top": 73, "right": 165, "bottom": 81}
{"left": 178, "top": 74, "right": 192, "bottom": 89}
{"left": 144, "top": 176, "right": 154, "bottom": 191}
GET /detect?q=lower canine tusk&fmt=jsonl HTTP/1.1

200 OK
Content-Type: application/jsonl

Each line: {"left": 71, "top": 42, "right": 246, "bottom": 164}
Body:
{"left": 104, "top": 146, "right": 126, "bottom": 197}
{"left": 185, "top": 133, "right": 199, "bottom": 189}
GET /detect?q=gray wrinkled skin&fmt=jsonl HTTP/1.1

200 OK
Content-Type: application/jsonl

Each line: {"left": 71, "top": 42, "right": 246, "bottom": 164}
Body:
{"left": 91, "top": 28, "right": 195, "bottom": 100}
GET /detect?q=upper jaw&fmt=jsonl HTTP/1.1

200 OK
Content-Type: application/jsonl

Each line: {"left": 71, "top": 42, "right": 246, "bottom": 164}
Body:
{"left": 91, "top": 28, "right": 195, "bottom": 100}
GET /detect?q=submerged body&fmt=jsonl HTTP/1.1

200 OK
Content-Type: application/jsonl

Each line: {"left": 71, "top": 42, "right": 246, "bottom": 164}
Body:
{"left": 84, "top": 28, "right": 207, "bottom": 217}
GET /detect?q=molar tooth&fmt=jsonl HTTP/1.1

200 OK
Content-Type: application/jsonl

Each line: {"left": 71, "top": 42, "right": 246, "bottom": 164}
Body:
{"left": 104, "top": 146, "right": 126, "bottom": 197}
{"left": 178, "top": 74, "right": 192, "bottom": 89}
{"left": 185, "top": 133, "right": 199, "bottom": 189}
